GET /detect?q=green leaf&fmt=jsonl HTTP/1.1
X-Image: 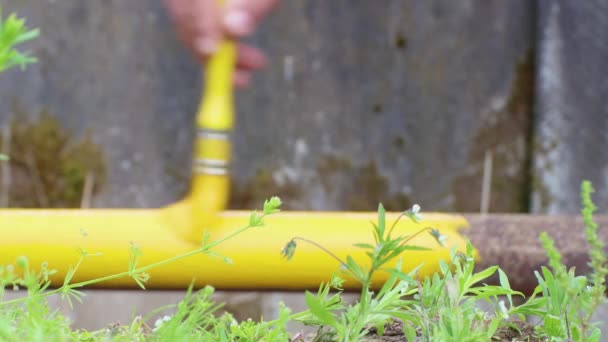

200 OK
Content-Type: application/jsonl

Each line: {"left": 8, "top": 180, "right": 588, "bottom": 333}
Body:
{"left": 465, "top": 265, "right": 498, "bottom": 288}
{"left": 345, "top": 255, "right": 365, "bottom": 283}
{"left": 0, "top": 154, "right": 8, "bottom": 161}
{"left": 204, "top": 250, "right": 233, "bottom": 265}
{"left": 572, "top": 325, "right": 582, "bottom": 342}
{"left": 374, "top": 321, "right": 385, "bottom": 337}
{"left": 353, "top": 243, "right": 374, "bottom": 250}
{"left": 467, "top": 286, "right": 521, "bottom": 300}
{"left": 201, "top": 230, "right": 211, "bottom": 247}
{"left": 304, "top": 291, "right": 337, "bottom": 327}
{"left": 13, "top": 28, "right": 38, "bottom": 44}
{"left": 330, "top": 273, "right": 344, "bottom": 289}
{"left": 0, "top": 8, "right": 39, "bottom": 73}
{"left": 395, "top": 245, "right": 431, "bottom": 252}
{"left": 498, "top": 268, "right": 513, "bottom": 306}
{"left": 377, "top": 203, "right": 386, "bottom": 241}
{"left": 248, "top": 211, "right": 263, "bottom": 227}
{"left": 382, "top": 268, "right": 415, "bottom": 283}
{"left": 371, "top": 222, "right": 381, "bottom": 244}
{"left": 543, "top": 314, "right": 564, "bottom": 337}
{"left": 263, "top": 196, "right": 282, "bottom": 214}
{"left": 589, "top": 327, "right": 602, "bottom": 342}
{"left": 404, "top": 324, "right": 417, "bottom": 342}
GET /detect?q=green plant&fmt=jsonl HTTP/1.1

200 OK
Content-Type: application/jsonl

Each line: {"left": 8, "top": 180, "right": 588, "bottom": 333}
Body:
{"left": 0, "top": 5, "right": 39, "bottom": 73}
{"left": 0, "top": 7, "right": 38, "bottom": 163}
{"left": 1, "top": 197, "right": 283, "bottom": 308}
{"left": 281, "top": 204, "right": 527, "bottom": 341}
{"left": 530, "top": 180, "right": 607, "bottom": 342}
{"left": 280, "top": 204, "right": 433, "bottom": 340}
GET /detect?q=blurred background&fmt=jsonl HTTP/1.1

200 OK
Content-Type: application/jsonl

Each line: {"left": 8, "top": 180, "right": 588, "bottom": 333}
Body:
{"left": 0, "top": 0, "right": 606, "bottom": 214}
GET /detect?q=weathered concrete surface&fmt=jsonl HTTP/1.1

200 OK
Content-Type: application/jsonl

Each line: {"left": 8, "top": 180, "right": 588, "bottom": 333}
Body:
{"left": 532, "top": 0, "right": 608, "bottom": 214}
{"left": 232, "top": 0, "right": 536, "bottom": 213}
{"left": 0, "top": 1, "right": 535, "bottom": 212}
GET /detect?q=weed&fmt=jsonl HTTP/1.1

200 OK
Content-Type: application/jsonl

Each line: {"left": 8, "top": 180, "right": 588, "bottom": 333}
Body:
{"left": 0, "top": 197, "right": 284, "bottom": 341}
{"left": 0, "top": 7, "right": 38, "bottom": 165}
{"left": 530, "top": 180, "right": 607, "bottom": 342}
{"left": 0, "top": 5, "right": 39, "bottom": 73}
{"left": 282, "top": 203, "right": 529, "bottom": 341}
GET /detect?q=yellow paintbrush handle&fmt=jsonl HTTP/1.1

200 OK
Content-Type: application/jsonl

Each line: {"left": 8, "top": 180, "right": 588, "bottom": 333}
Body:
{"left": 187, "top": 33, "right": 236, "bottom": 242}
{"left": 193, "top": 41, "right": 235, "bottom": 176}
{"left": 196, "top": 40, "right": 236, "bottom": 131}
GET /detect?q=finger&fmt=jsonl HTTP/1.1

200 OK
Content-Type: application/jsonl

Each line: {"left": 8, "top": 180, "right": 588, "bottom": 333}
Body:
{"left": 223, "top": 0, "right": 280, "bottom": 37}
{"left": 192, "top": 0, "right": 222, "bottom": 58}
{"left": 234, "top": 70, "right": 252, "bottom": 88}
{"left": 236, "top": 44, "right": 267, "bottom": 71}
{"left": 163, "top": 0, "right": 197, "bottom": 45}
{"left": 163, "top": 0, "right": 191, "bottom": 20}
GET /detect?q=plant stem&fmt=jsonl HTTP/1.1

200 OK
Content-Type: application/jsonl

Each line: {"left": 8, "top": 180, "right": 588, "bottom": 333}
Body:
{"left": 290, "top": 237, "right": 347, "bottom": 268}
{"left": 204, "top": 216, "right": 265, "bottom": 250}
{"left": 0, "top": 247, "right": 205, "bottom": 307}
{"left": 396, "top": 227, "right": 433, "bottom": 252}
{"left": 386, "top": 212, "right": 407, "bottom": 240}
{"left": 0, "top": 219, "right": 266, "bottom": 308}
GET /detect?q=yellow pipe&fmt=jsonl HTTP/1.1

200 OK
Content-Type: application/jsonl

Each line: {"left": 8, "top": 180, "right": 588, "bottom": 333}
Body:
{"left": 0, "top": 205, "right": 471, "bottom": 290}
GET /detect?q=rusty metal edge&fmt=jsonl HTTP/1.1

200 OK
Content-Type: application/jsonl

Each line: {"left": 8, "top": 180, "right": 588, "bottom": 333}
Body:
{"left": 461, "top": 214, "right": 608, "bottom": 295}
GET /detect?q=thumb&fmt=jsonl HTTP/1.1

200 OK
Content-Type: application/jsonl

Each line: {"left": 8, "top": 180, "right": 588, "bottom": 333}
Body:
{"left": 222, "top": 0, "right": 280, "bottom": 37}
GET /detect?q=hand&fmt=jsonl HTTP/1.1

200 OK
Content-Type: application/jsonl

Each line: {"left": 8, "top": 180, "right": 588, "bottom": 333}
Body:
{"left": 164, "top": 0, "right": 280, "bottom": 88}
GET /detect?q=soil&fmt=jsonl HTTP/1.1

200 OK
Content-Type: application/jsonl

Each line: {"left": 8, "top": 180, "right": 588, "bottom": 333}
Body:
{"left": 490, "top": 320, "right": 545, "bottom": 342}
{"left": 297, "top": 318, "right": 545, "bottom": 342}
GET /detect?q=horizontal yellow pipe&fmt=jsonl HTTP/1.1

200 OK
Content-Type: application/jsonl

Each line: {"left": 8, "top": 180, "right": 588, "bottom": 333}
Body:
{"left": 0, "top": 202, "right": 471, "bottom": 290}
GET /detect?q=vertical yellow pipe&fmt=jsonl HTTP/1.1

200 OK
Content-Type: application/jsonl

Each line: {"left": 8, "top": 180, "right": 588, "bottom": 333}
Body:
{"left": 187, "top": 35, "right": 236, "bottom": 243}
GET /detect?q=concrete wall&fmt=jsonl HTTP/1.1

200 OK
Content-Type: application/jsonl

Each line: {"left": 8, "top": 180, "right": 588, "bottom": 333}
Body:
{"left": 532, "top": 0, "right": 608, "bottom": 214}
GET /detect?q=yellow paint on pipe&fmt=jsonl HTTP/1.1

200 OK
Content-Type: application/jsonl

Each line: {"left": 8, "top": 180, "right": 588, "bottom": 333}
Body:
{"left": 0, "top": 205, "right": 471, "bottom": 290}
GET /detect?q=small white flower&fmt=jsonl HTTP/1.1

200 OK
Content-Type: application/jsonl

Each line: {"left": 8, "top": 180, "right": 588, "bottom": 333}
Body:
{"left": 410, "top": 204, "right": 423, "bottom": 221}
{"left": 498, "top": 300, "right": 509, "bottom": 319}
{"left": 153, "top": 315, "right": 173, "bottom": 331}
{"left": 412, "top": 204, "right": 420, "bottom": 214}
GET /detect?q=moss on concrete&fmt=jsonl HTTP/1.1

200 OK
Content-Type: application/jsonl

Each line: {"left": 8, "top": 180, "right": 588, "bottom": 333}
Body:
{"left": 317, "top": 154, "right": 352, "bottom": 193}
{"left": 0, "top": 110, "right": 106, "bottom": 208}
{"left": 529, "top": 135, "right": 559, "bottom": 211}
{"left": 452, "top": 48, "right": 535, "bottom": 212}
{"left": 345, "top": 161, "right": 411, "bottom": 211}
{"left": 228, "top": 154, "right": 411, "bottom": 212}
{"left": 317, "top": 154, "right": 411, "bottom": 212}
{"left": 228, "top": 168, "right": 303, "bottom": 210}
